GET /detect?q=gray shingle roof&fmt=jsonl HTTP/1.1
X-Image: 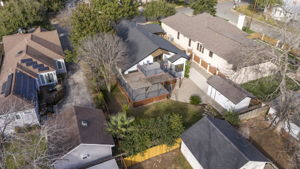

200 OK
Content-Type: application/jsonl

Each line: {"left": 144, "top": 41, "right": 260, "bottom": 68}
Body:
{"left": 138, "top": 24, "right": 165, "bottom": 34}
{"left": 181, "top": 116, "right": 270, "bottom": 169}
{"left": 161, "top": 13, "right": 255, "bottom": 65}
{"left": 168, "top": 54, "right": 182, "bottom": 63}
{"left": 116, "top": 20, "right": 188, "bottom": 71}
{"left": 207, "top": 75, "right": 254, "bottom": 104}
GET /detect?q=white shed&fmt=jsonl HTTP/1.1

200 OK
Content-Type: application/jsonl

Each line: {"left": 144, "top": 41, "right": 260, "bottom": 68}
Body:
{"left": 207, "top": 75, "right": 254, "bottom": 111}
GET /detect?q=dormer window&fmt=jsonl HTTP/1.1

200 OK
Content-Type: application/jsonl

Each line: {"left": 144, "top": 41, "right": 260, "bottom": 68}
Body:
{"left": 56, "top": 61, "right": 63, "bottom": 70}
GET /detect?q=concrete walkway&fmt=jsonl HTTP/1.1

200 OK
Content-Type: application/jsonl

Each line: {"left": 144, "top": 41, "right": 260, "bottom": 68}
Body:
{"left": 171, "top": 64, "right": 225, "bottom": 114}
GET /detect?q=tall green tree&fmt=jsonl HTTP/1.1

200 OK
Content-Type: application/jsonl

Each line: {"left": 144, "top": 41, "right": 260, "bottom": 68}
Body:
{"left": 70, "top": 4, "right": 112, "bottom": 48}
{"left": 0, "top": 0, "right": 45, "bottom": 37}
{"left": 120, "top": 113, "right": 184, "bottom": 156}
{"left": 106, "top": 112, "right": 135, "bottom": 139}
{"left": 143, "top": 0, "right": 176, "bottom": 20}
{"left": 92, "top": 0, "right": 138, "bottom": 22}
{"left": 190, "top": 0, "right": 217, "bottom": 16}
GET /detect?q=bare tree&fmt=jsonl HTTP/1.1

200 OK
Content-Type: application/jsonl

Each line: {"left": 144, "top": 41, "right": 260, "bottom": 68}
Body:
{"left": 78, "top": 33, "right": 127, "bottom": 93}
{"left": 0, "top": 101, "right": 73, "bottom": 169}
{"left": 235, "top": 16, "right": 300, "bottom": 130}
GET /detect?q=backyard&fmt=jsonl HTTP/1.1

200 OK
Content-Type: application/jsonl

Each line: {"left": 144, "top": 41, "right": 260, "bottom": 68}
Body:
{"left": 127, "top": 100, "right": 219, "bottom": 128}
{"left": 129, "top": 149, "right": 192, "bottom": 169}
{"left": 241, "top": 76, "right": 300, "bottom": 101}
{"left": 239, "top": 116, "right": 299, "bottom": 169}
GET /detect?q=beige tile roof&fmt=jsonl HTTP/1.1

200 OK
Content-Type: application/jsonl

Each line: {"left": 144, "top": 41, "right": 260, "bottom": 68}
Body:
{"left": 0, "top": 27, "right": 64, "bottom": 105}
{"left": 161, "top": 13, "right": 255, "bottom": 65}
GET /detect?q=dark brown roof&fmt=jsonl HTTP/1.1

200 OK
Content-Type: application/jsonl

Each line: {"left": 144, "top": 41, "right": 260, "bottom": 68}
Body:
{"left": 207, "top": 75, "right": 254, "bottom": 104}
{"left": 161, "top": 13, "right": 254, "bottom": 65}
{"left": 58, "top": 106, "right": 114, "bottom": 146}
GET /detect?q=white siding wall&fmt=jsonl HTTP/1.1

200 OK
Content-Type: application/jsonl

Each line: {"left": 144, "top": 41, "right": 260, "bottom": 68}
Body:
{"left": 124, "top": 55, "right": 154, "bottom": 74}
{"left": 0, "top": 108, "right": 40, "bottom": 134}
{"left": 240, "top": 161, "right": 267, "bottom": 169}
{"left": 54, "top": 144, "right": 114, "bottom": 169}
{"left": 229, "top": 62, "right": 277, "bottom": 84}
{"left": 181, "top": 141, "right": 204, "bottom": 169}
{"left": 171, "top": 57, "right": 187, "bottom": 78}
{"left": 207, "top": 85, "right": 251, "bottom": 111}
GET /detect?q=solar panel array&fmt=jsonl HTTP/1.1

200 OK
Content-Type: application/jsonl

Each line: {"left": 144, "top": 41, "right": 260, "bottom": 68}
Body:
{"left": 21, "top": 58, "right": 50, "bottom": 72}
{"left": 21, "top": 58, "right": 33, "bottom": 63}
{"left": 13, "top": 71, "right": 38, "bottom": 102}
{"left": 3, "top": 74, "right": 14, "bottom": 97}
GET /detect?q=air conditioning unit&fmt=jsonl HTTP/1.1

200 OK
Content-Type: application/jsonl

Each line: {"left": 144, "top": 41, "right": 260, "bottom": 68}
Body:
{"left": 168, "top": 34, "right": 174, "bottom": 41}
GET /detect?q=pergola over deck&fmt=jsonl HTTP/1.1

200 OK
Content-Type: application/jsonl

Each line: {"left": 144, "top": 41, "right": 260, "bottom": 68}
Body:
{"left": 119, "top": 70, "right": 175, "bottom": 103}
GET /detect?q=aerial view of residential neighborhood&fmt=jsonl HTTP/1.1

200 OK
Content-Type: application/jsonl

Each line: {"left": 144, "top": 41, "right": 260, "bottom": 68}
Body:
{"left": 0, "top": 0, "right": 300, "bottom": 168}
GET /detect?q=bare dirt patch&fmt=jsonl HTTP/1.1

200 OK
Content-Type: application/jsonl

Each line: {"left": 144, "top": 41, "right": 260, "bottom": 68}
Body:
{"left": 239, "top": 116, "right": 299, "bottom": 169}
{"left": 129, "top": 149, "right": 192, "bottom": 169}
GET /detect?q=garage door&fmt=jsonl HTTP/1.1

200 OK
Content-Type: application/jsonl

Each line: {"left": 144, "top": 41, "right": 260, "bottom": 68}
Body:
{"left": 189, "top": 68, "right": 208, "bottom": 92}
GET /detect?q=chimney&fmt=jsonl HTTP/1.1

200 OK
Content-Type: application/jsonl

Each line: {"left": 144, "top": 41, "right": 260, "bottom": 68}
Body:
{"left": 237, "top": 14, "right": 245, "bottom": 30}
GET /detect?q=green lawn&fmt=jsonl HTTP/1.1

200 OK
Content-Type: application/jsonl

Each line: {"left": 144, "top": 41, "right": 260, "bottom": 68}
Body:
{"left": 127, "top": 100, "right": 217, "bottom": 128}
{"left": 241, "top": 76, "right": 300, "bottom": 101}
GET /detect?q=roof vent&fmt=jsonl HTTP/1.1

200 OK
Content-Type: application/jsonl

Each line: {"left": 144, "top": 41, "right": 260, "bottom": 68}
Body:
{"left": 17, "top": 50, "right": 23, "bottom": 55}
{"left": 81, "top": 120, "right": 88, "bottom": 127}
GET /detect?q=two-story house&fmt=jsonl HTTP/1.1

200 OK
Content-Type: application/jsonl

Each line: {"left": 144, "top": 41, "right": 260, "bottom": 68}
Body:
{"left": 0, "top": 27, "right": 67, "bottom": 133}
{"left": 116, "top": 20, "right": 189, "bottom": 106}
{"left": 161, "top": 13, "right": 276, "bottom": 84}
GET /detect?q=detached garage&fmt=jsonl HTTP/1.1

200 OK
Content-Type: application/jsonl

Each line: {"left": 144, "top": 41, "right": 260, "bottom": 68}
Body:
{"left": 207, "top": 75, "right": 254, "bottom": 111}
{"left": 181, "top": 116, "right": 271, "bottom": 169}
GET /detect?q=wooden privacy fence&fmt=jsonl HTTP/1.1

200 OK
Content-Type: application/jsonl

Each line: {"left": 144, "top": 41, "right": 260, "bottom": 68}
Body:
{"left": 248, "top": 33, "right": 300, "bottom": 57}
{"left": 124, "top": 138, "right": 182, "bottom": 167}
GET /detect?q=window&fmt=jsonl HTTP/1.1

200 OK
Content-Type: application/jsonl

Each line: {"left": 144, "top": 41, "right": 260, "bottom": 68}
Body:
{"left": 153, "top": 54, "right": 163, "bottom": 62}
{"left": 209, "top": 51, "right": 213, "bottom": 57}
{"left": 177, "top": 32, "right": 180, "bottom": 39}
{"left": 81, "top": 154, "right": 90, "bottom": 160}
{"left": 197, "top": 43, "right": 204, "bottom": 53}
{"left": 15, "top": 114, "right": 21, "bottom": 120}
{"left": 45, "top": 73, "right": 54, "bottom": 83}
{"left": 39, "top": 75, "right": 45, "bottom": 85}
{"left": 175, "top": 64, "right": 184, "bottom": 72}
{"left": 188, "top": 39, "right": 191, "bottom": 47}
{"left": 56, "top": 61, "right": 63, "bottom": 70}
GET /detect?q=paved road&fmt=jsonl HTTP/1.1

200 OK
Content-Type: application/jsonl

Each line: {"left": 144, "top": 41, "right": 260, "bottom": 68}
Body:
{"left": 216, "top": 0, "right": 283, "bottom": 40}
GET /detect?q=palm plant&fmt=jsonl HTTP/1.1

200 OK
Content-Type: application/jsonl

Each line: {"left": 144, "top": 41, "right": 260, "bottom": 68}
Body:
{"left": 106, "top": 112, "right": 135, "bottom": 139}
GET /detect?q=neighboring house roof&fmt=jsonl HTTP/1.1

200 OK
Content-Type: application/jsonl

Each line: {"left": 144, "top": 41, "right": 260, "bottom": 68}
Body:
{"left": 270, "top": 91, "right": 300, "bottom": 126}
{"left": 138, "top": 23, "right": 165, "bottom": 34}
{"left": 161, "top": 13, "right": 255, "bottom": 65}
{"left": 168, "top": 54, "right": 182, "bottom": 63}
{"left": 0, "top": 27, "right": 64, "bottom": 110}
{"left": 116, "top": 20, "right": 188, "bottom": 71}
{"left": 207, "top": 75, "right": 254, "bottom": 104}
{"left": 181, "top": 116, "right": 270, "bottom": 169}
{"left": 60, "top": 106, "right": 114, "bottom": 147}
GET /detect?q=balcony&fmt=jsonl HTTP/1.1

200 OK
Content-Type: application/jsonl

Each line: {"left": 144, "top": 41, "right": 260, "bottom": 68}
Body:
{"left": 137, "top": 62, "right": 182, "bottom": 78}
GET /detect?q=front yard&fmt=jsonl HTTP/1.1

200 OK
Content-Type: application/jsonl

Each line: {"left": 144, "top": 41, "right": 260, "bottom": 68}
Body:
{"left": 241, "top": 76, "right": 300, "bottom": 101}
{"left": 129, "top": 149, "right": 192, "bottom": 169}
{"left": 127, "top": 100, "right": 219, "bottom": 128}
